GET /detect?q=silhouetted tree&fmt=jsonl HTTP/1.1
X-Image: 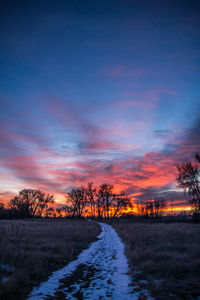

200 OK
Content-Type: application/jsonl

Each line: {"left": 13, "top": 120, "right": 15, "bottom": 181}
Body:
{"left": 0, "top": 202, "right": 9, "bottom": 218}
{"left": 154, "top": 197, "right": 166, "bottom": 217}
{"left": 97, "top": 184, "right": 113, "bottom": 218}
{"left": 61, "top": 205, "right": 74, "bottom": 217}
{"left": 112, "top": 192, "right": 132, "bottom": 218}
{"left": 195, "top": 152, "right": 200, "bottom": 163}
{"left": 85, "top": 182, "right": 97, "bottom": 218}
{"left": 0, "top": 202, "right": 5, "bottom": 214}
{"left": 66, "top": 183, "right": 133, "bottom": 218}
{"left": 96, "top": 189, "right": 102, "bottom": 218}
{"left": 10, "top": 189, "right": 55, "bottom": 218}
{"left": 145, "top": 201, "right": 154, "bottom": 217}
{"left": 177, "top": 153, "right": 200, "bottom": 214}
{"left": 139, "top": 197, "right": 167, "bottom": 218}
{"left": 66, "top": 186, "right": 87, "bottom": 218}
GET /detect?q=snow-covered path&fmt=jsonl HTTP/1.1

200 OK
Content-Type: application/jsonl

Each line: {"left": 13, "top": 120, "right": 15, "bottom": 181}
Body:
{"left": 27, "top": 222, "right": 142, "bottom": 300}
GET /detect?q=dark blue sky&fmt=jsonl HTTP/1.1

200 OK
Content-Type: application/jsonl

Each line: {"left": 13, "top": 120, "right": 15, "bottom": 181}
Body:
{"left": 0, "top": 0, "right": 200, "bottom": 208}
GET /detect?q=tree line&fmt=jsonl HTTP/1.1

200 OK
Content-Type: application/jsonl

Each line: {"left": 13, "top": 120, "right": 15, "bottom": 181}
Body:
{"left": 1, "top": 152, "right": 200, "bottom": 219}
{"left": 66, "top": 183, "right": 132, "bottom": 218}
{"left": 0, "top": 183, "right": 132, "bottom": 219}
{"left": 137, "top": 197, "right": 167, "bottom": 218}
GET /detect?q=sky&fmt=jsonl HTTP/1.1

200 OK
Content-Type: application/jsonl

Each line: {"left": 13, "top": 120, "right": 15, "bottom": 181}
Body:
{"left": 0, "top": 0, "right": 200, "bottom": 209}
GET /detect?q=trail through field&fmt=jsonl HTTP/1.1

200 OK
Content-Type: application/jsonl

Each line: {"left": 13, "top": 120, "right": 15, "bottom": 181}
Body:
{"left": 28, "top": 222, "right": 149, "bottom": 300}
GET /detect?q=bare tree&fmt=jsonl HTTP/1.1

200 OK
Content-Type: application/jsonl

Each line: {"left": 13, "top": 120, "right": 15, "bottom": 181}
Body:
{"left": 195, "top": 152, "right": 200, "bottom": 163}
{"left": 97, "top": 184, "right": 113, "bottom": 218}
{"left": 0, "top": 202, "right": 7, "bottom": 219}
{"left": 66, "top": 186, "right": 87, "bottom": 218}
{"left": 85, "top": 182, "right": 97, "bottom": 218}
{"left": 61, "top": 205, "right": 74, "bottom": 217}
{"left": 10, "top": 189, "right": 55, "bottom": 218}
{"left": 66, "top": 183, "right": 133, "bottom": 219}
{"left": 96, "top": 189, "right": 103, "bottom": 218}
{"left": 112, "top": 192, "right": 132, "bottom": 218}
{"left": 177, "top": 153, "right": 200, "bottom": 214}
{"left": 154, "top": 197, "right": 166, "bottom": 217}
{"left": 139, "top": 197, "right": 166, "bottom": 218}
{"left": 149, "top": 201, "right": 154, "bottom": 217}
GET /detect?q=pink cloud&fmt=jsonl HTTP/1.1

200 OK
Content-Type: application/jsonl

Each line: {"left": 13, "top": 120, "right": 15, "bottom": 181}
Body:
{"left": 115, "top": 88, "right": 177, "bottom": 109}
{"left": 0, "top": 95, "right": 199, "bottom": 212}
{"left": 99, "top": 65, "right": 147, "bottom": 78}
{"left": 100, "top": 66, "right": 125, "bottom": 77}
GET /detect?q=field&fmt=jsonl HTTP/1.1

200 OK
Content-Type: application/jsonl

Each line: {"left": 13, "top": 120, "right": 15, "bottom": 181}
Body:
{"left": 1, "top": 218, "right": 200, "bottom": 300}
{"left": 113, "top": 221, "right": 200, "bottom": 299}
{"left": 0, "top": 219, "right": 100, "bottom": 300}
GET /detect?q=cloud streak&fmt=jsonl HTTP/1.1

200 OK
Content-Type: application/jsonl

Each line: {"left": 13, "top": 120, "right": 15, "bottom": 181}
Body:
{"left": 1, "top": 100, "right": 199, "bottom": 209}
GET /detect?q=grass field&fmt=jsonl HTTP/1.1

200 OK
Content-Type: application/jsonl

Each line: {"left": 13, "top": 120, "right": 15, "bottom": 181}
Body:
{"left": 113, "top": 221, "right": 200, "bottom": 299}
{"left": 0, "top": 219, "right": 100, "bottom": 300}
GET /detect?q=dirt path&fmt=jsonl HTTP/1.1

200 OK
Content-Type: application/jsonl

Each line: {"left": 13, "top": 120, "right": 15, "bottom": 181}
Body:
{"left": 27, "top": 222, "right": 146, "bottom": 299}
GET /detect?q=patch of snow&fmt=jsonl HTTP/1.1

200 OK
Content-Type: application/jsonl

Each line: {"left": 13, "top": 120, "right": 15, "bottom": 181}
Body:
{"left": 1, "top": 276, "right": 10, "bottom": 284}
{"left": 28, "top": 222, "right": 152, "bottom": 299}
{"left": 1, "top": 264, "right": 14, "bottom": 272}
{"left": 139, "top": 279, "right": 148, "bottom": 285}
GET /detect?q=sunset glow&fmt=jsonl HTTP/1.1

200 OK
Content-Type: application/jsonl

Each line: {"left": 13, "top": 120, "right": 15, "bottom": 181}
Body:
{"left": 0, "top": 1, "right": 200, "bottom": 213}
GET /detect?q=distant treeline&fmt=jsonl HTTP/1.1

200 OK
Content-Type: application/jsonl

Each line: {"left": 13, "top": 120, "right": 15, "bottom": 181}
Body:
{"left": 0, "top": 183, "right": 166, "bottom": 219}
{"left": 1, "top": 152, "right": 200, "bottom": 219}
{"left": 0, "top": 183, "right": 132, "bottom": 219}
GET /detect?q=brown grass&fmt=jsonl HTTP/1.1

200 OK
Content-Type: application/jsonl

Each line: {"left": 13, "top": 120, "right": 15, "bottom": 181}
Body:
{"left": 113, "top": 221, "right": 200, "bottom": 299}
{"left": 0, "top": 218, "right": 100, "bottom": 300}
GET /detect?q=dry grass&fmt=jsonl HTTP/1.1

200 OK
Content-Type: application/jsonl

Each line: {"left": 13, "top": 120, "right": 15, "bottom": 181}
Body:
{"left": 0, "top": 218, "right": 100, "bottom": 300}
{"left": 113, "top": 221, "right": 200, "bottom": 299}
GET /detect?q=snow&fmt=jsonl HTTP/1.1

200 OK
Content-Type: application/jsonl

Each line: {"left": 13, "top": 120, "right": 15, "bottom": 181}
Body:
{"left": 27, "top": 222, "right": 151, "bottom": 299}
{"left": 0, "top": 264, "right": 14, "bottom": 284}
{"left": 1, "top": 276, "right": 10, "bottom": 284}
{"left": 1, "top": 264, "right": 14, "bottom": 272}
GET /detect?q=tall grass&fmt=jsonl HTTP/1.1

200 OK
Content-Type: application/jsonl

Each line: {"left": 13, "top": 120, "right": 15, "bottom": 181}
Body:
{"left": 113, "top": 221, "right": 200, "bottom": 299}
{"left": 0, "top": 219, "right": 100, "bottom": 300}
